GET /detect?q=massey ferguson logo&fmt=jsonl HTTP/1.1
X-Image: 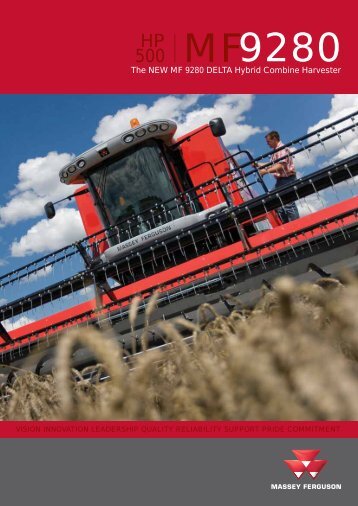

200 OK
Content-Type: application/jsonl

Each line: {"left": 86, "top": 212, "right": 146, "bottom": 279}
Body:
{"left": 284, "top": 449, "right": 327, "bottom": 479}
{"left": 270, "top": 449, "right": 341, "bottom": 491}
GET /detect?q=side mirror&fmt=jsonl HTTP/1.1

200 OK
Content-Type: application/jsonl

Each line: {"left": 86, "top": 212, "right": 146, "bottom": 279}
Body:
{"left": 209, "top": 117, "right": 226, "bottom": 137}
{"left": 44, "top": 202, "right": 56, "bottom": 219}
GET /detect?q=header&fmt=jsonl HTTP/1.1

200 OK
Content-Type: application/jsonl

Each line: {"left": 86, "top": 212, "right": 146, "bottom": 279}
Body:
{"left": 0, "top": 1, "right": 356, "bottom": 92}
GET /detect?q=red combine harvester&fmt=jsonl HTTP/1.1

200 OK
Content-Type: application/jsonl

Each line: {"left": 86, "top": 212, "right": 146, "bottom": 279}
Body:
{"left": 0, "top": 113, "right": 357, "bottom": 379}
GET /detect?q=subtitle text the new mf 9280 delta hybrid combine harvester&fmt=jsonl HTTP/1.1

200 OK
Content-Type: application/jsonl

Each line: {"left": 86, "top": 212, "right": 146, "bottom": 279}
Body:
{"left": 0, "top": 112, "right": 357, "bottom": 380}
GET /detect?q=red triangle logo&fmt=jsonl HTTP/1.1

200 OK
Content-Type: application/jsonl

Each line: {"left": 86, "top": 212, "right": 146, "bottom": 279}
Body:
{"left": 284, "top": 450, "right": 327, "bottom": 480}
{"left": 292, "top": 449, "right": 320, "bottom": 461}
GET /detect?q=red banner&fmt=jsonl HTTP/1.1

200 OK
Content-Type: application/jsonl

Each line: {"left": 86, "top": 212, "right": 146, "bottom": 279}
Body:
{"left": 1, "top": 421, "right": 358, "bottom": 438}
{"left": 0, "top": 0, "right": 356, "bottom": 92}
{"left": 0, "top": 1, "right": 357, "bottom": 440}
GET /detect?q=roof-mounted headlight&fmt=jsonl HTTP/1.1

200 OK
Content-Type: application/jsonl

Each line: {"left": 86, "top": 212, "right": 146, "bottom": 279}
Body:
{"left": 76, "top": 159, "right": 86, "bottom": 169}
{"left": 136, "top": 128, "right": 146, "bottom": 138}
{"left": 123, "top": 134, "right": 134, "bottom": 143}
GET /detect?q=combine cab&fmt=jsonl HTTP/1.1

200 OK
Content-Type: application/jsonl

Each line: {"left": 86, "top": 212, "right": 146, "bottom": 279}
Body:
{"left": 0, "top": 112, "right": 357, "bottom": 378}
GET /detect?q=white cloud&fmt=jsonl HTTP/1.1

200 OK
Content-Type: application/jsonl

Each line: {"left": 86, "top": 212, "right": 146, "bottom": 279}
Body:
{"left": 309, "top": 95, "right": 358, "bottom": 131}
{"left": 0, "top": 151, "right": 77, "bottom": 227}
{"left": 79, "top": 286, "right": 95, "bottom": 299}
{"left": 3, "top": 315, "right": 35, "bottom": 331}
{"left": 20, "top": 265, "right": 53, "bottom": 283}
{"left": 10, "top": 208, "right": 85, "bottom": 257}
{"left": 294, "top": 94, "right": 358, "bottom": 170}
{"left": 296, "top": 193, "right": 328, "bottom": 217}
{"left": 329, "top": 137, "right": 358, "bottom": 164}
{"left": 93, "top": 94, "right": 266, "bottom": 146}
{"left": 0, "top": 298, "right": 7, "bottom": 306}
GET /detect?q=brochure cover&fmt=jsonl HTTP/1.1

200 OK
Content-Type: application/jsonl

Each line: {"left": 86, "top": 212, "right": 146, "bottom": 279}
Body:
{"left": 0, "top": 1, "right": 357, "bottom": 504}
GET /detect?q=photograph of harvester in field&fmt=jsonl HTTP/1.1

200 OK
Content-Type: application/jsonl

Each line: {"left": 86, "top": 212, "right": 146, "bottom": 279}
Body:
{"left": 0, "top": 110, "right": 357, "bottom": 382}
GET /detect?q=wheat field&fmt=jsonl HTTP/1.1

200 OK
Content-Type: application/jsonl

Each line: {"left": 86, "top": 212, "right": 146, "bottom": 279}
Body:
{"left": 1, "top": 274, "right": 358, "bottom": 421}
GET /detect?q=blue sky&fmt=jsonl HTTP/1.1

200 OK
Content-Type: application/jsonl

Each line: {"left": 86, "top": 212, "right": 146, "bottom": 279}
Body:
{"left": 0, "top": 93, "right": 357, "bottom": 322}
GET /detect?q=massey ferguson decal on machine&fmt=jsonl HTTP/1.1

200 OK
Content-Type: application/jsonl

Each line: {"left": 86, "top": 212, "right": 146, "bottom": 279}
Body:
{"left": 0, "top": 112, "right": 357, "bottom": 379}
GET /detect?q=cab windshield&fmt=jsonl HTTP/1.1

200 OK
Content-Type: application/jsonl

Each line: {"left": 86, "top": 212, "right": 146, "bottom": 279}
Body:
{"left": 87, "top": 141, "right": 179, "bottom": 236}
